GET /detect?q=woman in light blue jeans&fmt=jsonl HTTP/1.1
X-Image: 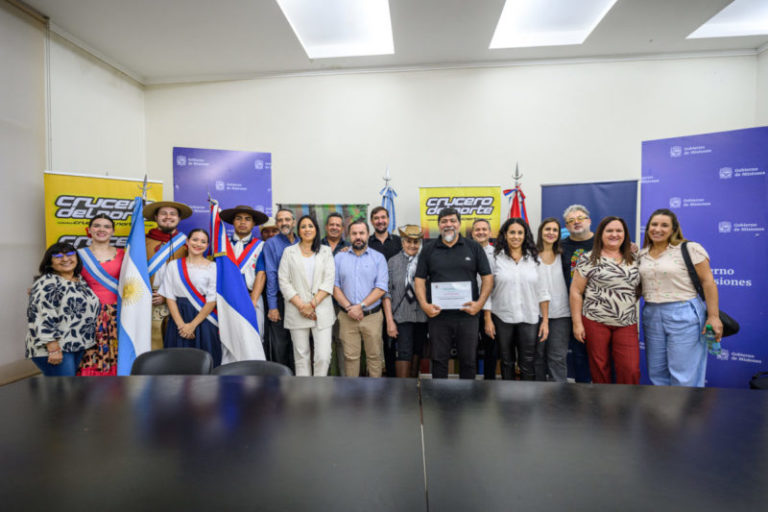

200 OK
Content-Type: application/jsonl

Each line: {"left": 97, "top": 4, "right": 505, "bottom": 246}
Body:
{"left": 638, "top": 209, "right": 723, "bottom": 387}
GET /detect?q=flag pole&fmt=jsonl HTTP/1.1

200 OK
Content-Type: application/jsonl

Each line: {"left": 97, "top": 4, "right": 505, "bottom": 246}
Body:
{"left": 512, "top": 162, "right": 522, "bottom": 189}
{"left": 380, "top": 165, "right": 397, "bottom": 233}
{"left": 140, "top": 173, "right": 150, "bottom": 202}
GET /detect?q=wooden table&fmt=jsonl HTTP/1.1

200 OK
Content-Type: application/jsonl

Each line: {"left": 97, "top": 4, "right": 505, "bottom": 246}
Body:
{"left": 0, "top": 376, "right": 426, "bottom": 511}
{"left": 419, "top": 380, "right": 768, "bottom": 511}
{"left": 3, "top": 376, "right": 767, "bottom": 511}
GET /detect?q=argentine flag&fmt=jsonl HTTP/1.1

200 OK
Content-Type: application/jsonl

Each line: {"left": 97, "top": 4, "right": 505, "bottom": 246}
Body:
{"left": 116, "top": 197, "right": 152, "bottom": 375}
{"left": 211, "top": 201, "right": 266, "bottom": 362}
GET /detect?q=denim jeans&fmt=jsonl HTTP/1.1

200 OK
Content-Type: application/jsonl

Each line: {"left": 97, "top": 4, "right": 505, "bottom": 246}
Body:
{"left": 643, "top": 297, "right": 707, "bottom": 387}
{"left": 535, "top": 317, "right": 571, "bottom": 382}
{"left": 32, "top": 351, "right": 85, "bottom": 377}
{"left": 567, "top": 335, "right": 592, "bottom": 383}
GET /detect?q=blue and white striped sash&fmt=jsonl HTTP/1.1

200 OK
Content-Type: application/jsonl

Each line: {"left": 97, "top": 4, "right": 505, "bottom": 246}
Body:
{"left": 78, "top": 247, "right": 118, "bottom": 295}
{"left": 148, "top": 232, "right": 187, "bottom": 277}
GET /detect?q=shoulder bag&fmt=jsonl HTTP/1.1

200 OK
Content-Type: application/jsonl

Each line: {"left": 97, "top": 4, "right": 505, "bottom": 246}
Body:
{"left": 680, "top": 241, "right": 739, "bottom": 337}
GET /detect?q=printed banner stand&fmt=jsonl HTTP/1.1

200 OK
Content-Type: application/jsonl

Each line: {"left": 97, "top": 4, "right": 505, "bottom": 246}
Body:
{"left": 418, "top": 186, "right": 502, "bottom": 239}
{"left": 44, "top": 171, "right": 163, "bottom": 249}
{"left": 641, "top": 126, "right": 768, "bottom": 388}
{"left": 173, "top": 147, "right": 272, "bottom": 237}
{"left": 541, "top": 180, "right": 638, "bottom": 240}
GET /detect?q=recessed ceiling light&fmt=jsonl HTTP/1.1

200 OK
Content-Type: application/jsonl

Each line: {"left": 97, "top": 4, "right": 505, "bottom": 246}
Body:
{"left": 688, "top": 0, "right": 768, "bottom": 39}
{"left": 276, "top": 0, "right": 394, "bottom": 59}
{"left": 489, "top": 0, "right": 618, "bottom": 49}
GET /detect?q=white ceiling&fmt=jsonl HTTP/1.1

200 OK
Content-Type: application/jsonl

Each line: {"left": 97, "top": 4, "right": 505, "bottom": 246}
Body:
{"left": 24, "top": 0, "right": 768, "bottom": 85}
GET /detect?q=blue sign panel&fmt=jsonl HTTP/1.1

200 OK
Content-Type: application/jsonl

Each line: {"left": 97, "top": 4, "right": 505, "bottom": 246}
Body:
{"left": 641, "top": 126, "right": 768, "bottom": 388}
{"left": 541, "top": 180, "right": 638, "bottom": 239}
{"left": 172, "top": 146, "right": 272, "bottom": 237}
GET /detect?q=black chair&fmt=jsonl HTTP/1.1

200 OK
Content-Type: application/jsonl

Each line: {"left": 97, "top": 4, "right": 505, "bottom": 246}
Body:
{"left": 212, "top": 360, "right": 293, "bottom": 376}
{"left": 130, "top": 348, "right": 213, "bottom": 375}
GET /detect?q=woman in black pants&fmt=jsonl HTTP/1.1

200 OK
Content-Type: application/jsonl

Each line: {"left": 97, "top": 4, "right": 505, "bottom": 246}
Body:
{"left": 484, "top": 218, "right": 550, "bottom": 380}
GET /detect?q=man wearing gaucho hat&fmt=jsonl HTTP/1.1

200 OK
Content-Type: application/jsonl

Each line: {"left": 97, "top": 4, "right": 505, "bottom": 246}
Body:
{"left": 143, "top": 200, "right": 193, "bottom": 350}
{"left": 220, "top": 205, "right": 269, "bottom": 335}
{"left": 383, "top": 225, "right": 429, "bottom": 378}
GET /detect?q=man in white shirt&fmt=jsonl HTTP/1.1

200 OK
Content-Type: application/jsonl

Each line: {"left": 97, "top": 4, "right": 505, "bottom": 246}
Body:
{"left": 220, "top": 205, "right": 269, "bottom": 334}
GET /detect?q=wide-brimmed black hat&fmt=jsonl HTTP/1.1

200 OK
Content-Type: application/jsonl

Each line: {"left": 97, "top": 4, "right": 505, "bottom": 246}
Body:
{"left": 142, "top": 200, "right": 193, "bottom": 221}
{"left": 220, "top": 205, "right": 269, "bottom": 226}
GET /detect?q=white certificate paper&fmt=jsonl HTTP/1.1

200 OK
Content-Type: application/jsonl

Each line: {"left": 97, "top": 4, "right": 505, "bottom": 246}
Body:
{"left": 431, "top": 281, "right": 472, "bottom": 310}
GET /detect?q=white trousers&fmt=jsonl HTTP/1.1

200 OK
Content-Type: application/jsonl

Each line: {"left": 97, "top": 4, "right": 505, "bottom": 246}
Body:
{"left": 289, "top": 325, "right": 333, "bottom": 376}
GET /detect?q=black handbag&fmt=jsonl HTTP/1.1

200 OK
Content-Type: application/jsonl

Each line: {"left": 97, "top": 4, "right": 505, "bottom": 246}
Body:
{"left": 681, "top": 242, "right": 739, "bottom": 337}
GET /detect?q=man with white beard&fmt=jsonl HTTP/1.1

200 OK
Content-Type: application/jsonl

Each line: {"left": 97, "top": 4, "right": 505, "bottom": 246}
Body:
{"left": 414, "top": 207, "right": 493, "bottom": 379}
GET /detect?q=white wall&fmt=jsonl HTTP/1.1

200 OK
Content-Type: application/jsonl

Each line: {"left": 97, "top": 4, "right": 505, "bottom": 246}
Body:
{"left": 145, "top": 55, "right": 757, "bottom": 229}
{"left": 2, "top": 28, "right": 763, "bottom": 370}
{"left": 0, "top": 17, "right": 147, "bottom": 369}
{"left": 0, "top": 3, "right": 46, "bottom": 369}
{"left": 49, "top": 33, "right": 146, "bottom": 178}
{"left": 757, "top": 49, "right": 768, "bottom": 125}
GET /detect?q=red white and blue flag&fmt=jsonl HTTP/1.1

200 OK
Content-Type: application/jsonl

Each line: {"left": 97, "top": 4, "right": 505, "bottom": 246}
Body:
{"left": 210, "top": 200, "right": 265, "bottom": 362}
{"left": 503, "top": 186, "right": 528, "bottom": 224}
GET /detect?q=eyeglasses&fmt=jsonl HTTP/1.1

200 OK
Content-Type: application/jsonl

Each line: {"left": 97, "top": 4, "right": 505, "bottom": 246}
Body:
{"left": 52, "top": 251, "right": 76, "bottom": 259}
{"left": 565, "top": 216, "right": 589, "bottom": 225}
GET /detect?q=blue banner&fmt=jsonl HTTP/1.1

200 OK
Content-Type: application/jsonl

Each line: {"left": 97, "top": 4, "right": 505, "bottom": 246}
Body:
{"left": 541, "top": 181, "right": 638, "bottom": 239}
{"left": 541, "top": 180, "right": 638, "bottom": 382}
{"left": 173, "top": 147, "right": 272, "bottom": 236}
{"left": 641, "top": 126, "right": 768, "bottom": 388}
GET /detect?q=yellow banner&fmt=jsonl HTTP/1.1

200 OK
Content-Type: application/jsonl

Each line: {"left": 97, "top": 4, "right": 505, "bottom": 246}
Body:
{"left": 44, "top": 172, "right": 163, "bottom": 249}
{"left": 419, "top": 186, "right": 502, "bottom": 239}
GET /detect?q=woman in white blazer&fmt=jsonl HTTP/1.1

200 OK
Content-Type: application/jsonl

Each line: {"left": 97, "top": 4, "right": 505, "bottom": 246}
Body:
{"left": 278, "top": 215, "right": 336, "bottom": 376}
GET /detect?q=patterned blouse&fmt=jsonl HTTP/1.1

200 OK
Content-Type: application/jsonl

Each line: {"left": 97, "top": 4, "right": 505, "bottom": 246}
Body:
{"left": 26, "top": 273, "right": 100, "bottom": 358}
{"left": 576, "top": 252, "right": 640, "bottom": 327}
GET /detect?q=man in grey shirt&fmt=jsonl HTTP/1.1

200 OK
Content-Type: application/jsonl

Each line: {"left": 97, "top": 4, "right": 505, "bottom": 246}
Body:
{"left": 383, "top": 225, "right": 428, "bottom": 378}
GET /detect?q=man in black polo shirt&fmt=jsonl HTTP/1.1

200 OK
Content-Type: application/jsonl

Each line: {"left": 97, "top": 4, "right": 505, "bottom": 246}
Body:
{"left": 414, "top": 208, "right": 493, "bottom": 379}
{"left": 368, "top": 206, "right": 402, "bottom": 260}
{"left": 321, "top": 212, "right": 351, "bottom": 255}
